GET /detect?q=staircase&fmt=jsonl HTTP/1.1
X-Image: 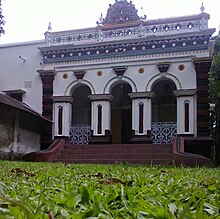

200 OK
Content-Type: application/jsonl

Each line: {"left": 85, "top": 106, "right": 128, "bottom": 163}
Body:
{"left": 54, "top": 142, "right": 173, "bottom": 165}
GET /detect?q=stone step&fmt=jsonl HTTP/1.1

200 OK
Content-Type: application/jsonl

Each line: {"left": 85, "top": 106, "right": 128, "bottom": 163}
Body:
{"left": 64, "top": 144, "right": 172, "bottom": 150}
{"left": 60, "top": 148, "right": 172, "bottom": 155}
{"left": 57, "top": 153, "right": 172, "bottom": 160}
{"left": 54, "top": 143, "right": 173, "bottom": 165}
{"left": 54, "top": 158, "right": 174, "bottom": 165}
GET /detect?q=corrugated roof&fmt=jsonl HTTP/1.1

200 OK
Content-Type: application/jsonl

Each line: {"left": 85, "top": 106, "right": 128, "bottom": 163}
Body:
{"left": 0, "top": 93, "right": 51, "bottom": 122}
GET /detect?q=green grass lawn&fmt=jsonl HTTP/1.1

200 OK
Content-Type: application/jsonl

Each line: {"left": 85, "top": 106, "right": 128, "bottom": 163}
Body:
{"left": 0, "top": 161, "right": 219, "bottom": 219}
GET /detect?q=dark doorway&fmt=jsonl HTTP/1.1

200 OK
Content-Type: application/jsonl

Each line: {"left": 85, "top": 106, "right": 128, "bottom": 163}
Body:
{"left": 72, "top": 84, "right": 91, "bottom": 125}
{"left": 151, "top": 79, "right": 177, "bottom": 144}
{"left": 152, "top": 79, "right": 177, "bottom": 122}
{"left": 111, "top": 82, "right": 132, "bottom": 144}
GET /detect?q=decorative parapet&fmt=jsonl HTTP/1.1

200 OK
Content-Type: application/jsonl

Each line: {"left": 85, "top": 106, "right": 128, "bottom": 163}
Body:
{"left": 44, "top": 13, "right": 210, "bottom": 47}
{"left": 40, "top": 30, "right": 214, "bottom": 65}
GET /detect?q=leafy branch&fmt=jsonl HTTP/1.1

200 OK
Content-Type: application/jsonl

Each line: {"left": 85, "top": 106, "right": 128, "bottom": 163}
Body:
{"left": 0, "top": 0, "right": 5, "bottom": 36}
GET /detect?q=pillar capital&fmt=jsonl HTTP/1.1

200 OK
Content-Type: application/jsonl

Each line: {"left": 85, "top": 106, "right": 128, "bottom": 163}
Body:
{"left": 88, "top": 94, "right": 113, "bottom": 101}
{"left": 37, "top": 69, "right": 56, "bottom": 77}
{"left": 128, "top": 91, "right": 155, "bottom": 99}
{"left": 192, "top": 57, "right": 212, "bottom": 74}
{"left": 174, "top": 89, "right": 197, "bottom": 97}
{"left": 53, "top": 96, "right": 73, "bottom": 103}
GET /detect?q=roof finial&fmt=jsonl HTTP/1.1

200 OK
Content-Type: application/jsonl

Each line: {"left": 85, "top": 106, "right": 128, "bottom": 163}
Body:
{"left": 218, "top": 21, "right": 220, "bottom": 36}
{"left": 48, "top": 22, "right": 52, "bottom": 32}
{"left": 200, "top": 2, "right": 205, "bottom": 13}
{"left": 99, "top": 13, "right": 104, "bottom": 23}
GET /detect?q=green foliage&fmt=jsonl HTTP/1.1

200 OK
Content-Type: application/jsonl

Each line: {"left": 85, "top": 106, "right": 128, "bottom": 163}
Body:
{"left": 209, "top": 37, "right": 220, "bottom": 102}
{"left": 0, "top": 0, "right": 5, "bottom": 36}
{"left": 210, "top": 52, "right": 220, "bottom": 102}
{"left": 209, "top": 36, "right": 220, "bottom": 165}
{"left": 0, "top": 161, "right": 219, "bottom": 218}
{"left": 214, "top": 38, "right": 220, "bottom": 55}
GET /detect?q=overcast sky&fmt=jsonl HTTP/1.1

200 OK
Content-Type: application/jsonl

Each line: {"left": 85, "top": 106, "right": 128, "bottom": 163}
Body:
{"left": 0, "top": 0, "right": 219, "bottom": 44}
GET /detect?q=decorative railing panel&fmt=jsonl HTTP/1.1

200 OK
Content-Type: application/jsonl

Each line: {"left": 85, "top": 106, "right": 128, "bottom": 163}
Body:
{"left": 45, "top": 16, "right": 207, "bottom": 46}
{"left": 69, "top": 124, "right": 91, "bottom": 145}
{"left": 151, "top": 122, "right": 177, "bottom": 144}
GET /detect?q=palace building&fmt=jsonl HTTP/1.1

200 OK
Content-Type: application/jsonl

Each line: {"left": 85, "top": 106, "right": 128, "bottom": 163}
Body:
{"left": 0, "top": 1, "right": 216, "bottom": 164}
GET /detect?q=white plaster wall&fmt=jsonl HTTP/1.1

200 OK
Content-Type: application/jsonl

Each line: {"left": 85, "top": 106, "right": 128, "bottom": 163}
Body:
{"left": 0, "top": 40, "right": 45, "bottom": 113}
{"left": 0, "top": 126, "right": 40, "bottom": 154}
{"left": 15, "top": 129, "right": 41, "bottom": 154}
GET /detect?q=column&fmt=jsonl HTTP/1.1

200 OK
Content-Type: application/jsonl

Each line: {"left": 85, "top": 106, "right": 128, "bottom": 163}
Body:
{"left": 129, "top": 92, "right": 154, "bottom": 144}
{"left": 53, "top": 96, "right": 73, "bottom": 137}
{"left": 88, "top": 94, "right": 113, "bottom": 144}
{"left": 174, "top": 89, "right": 197, "bottom": 136}
{"left": 38, "top": 69, "right": 56, "bottom": 149}
{"left": 193, "top": 58, "right": 212, "bottom": 136}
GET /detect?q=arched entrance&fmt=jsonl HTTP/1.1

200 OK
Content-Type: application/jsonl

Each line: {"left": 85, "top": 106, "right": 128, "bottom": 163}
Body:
{"left": 70, "top": 84, "right": 92, "bottom": 144}
{"left": 111, "top": 82, "right": 132, "bottom": 144}
{"left": 151, "top": 79, "right": 177, "bottom": 144}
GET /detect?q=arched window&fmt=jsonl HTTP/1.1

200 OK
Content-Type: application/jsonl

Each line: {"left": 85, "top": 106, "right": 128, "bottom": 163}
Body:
{"left": 152, "top": 79, "right": 177, "bottom": 122}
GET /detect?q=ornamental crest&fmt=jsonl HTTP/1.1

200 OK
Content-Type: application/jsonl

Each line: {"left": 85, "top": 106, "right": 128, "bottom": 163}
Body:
{"left": 101, "top": 0, "right": 141, "bottom": 25}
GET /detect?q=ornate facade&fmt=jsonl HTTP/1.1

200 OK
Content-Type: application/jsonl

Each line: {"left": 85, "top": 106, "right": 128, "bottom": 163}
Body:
{"left": 0, "top": 0, "right": 215, "bottom": 153}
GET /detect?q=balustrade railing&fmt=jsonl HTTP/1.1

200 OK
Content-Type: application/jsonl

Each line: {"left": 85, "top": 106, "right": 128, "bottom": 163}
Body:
{"left": 151, "top": 122, "right": 177, "bottom": 144}
{"left": 45, "top": 14, "right": 208, "bottom": 46}
{"left": 69, "top": 124, "right": 91, "bottom": 145}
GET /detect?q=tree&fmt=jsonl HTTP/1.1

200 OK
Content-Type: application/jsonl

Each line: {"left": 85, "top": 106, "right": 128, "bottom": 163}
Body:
{"left": 209, "top": 40, "right": 220, "bottom": 102}
{"left": 209, "top": 35, "right": 220, "bottom": 166}
{"left": 0, "top": 0, "right": 5, "bottom": 36}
